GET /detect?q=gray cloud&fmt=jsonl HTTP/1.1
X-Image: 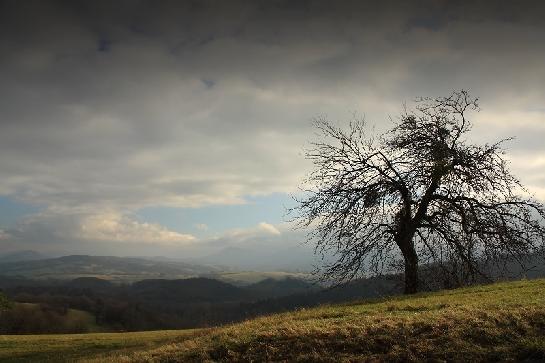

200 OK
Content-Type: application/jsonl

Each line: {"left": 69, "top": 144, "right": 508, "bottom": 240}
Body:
{"left": 1, "top": 1, "right": 545, "bottom": 254}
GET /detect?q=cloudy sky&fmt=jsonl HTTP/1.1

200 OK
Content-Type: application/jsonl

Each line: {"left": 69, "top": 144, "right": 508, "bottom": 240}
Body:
{"left": 1, "top": 0, "right": 544, "bottom": 261}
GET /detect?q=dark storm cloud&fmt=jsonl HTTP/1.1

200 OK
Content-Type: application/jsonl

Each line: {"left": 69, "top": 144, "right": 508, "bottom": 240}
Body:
{"left": 1, "top": 0, "right": 544, "bottom": 250}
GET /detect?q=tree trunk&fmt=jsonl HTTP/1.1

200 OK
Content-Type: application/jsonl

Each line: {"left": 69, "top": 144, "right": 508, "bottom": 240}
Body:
{"left": 394, "top": 203, "right": 420, "bottom": 294}
{"left": 396, "top": 230, "right": 419, "bottom": 294}
{"left": 403, "top": 246, "right": 419, "bottom": 294}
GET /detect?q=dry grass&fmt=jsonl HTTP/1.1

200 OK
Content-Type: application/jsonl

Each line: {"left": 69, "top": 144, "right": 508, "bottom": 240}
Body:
{"left": 94, "top": 278, "right": 545, "bottom": 362}
{"left": 0, "top": 329, "right": 201, "bottom": 362}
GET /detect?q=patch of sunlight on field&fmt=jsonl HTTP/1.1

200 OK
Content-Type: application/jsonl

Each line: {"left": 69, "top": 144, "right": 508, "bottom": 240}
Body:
{"left": 0, "top": 329, "right": 202, "bottom": 363}
{"left": 218, "top": 271, "right": 310, "bottom": 285}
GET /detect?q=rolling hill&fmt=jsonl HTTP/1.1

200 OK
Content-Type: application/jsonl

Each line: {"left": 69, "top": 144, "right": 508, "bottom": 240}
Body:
{"left": 0, "top": 250, "right": 47, "bottom": 263}
{"left": 0, "top": 275, "right": 318, "bottom": 332}
{"left": 0, "top": 254, "right": 314, "bottom": 285}
{"left": 2, "top": 278, "right": 544, "bottom": 362}
{"left": 0, "top": 255, "right": 221, "bottom": 282}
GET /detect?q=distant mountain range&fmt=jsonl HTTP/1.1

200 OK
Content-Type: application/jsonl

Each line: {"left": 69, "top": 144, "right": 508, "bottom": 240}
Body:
{"left": 0, "top": 254, "right": 222, "bottom": 282}
{"left": 1, "top": 250, "right": 542, "bottom": 287}
{"left": 0, "top": 250, "right": 317, "bottom": 283}
{"left": 0, "top": 250, "right": 47, "bottom": 263}
{"left": 0, "top": 236, "right": 324, "bottom": 275}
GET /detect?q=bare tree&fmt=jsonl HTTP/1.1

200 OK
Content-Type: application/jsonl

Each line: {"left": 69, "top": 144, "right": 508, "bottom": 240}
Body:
{"left": 294, "top": 90, "right": 545, "bottom": 294}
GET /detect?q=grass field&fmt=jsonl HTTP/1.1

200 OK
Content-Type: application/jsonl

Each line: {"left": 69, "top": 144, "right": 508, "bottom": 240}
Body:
{"left": 0, "top": 329, "right": 201, "bottom": 362}
{"left": 2, "top": 278, "right": 545, "bottom": 362}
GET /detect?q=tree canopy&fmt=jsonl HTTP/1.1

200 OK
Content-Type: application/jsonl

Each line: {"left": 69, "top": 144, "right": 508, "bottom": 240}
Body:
{"left": 295, "top": 90, "right": 545, "bottom": 294}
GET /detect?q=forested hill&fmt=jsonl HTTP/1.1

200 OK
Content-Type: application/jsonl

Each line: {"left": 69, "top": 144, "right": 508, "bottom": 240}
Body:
{"left": 0, "top": 276, "right": 318, "bottom": 333}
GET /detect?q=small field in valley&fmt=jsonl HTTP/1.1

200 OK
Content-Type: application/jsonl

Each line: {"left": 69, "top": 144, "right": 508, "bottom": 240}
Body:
{"left": 2, "top": 278, "right": 545, "bottom": 362}
{"left": 215, "top": 271, "right": 310, "bottom": 285}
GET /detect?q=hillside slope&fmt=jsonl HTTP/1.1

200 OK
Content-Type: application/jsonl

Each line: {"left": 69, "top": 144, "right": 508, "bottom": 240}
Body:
{"left": 2, "top": 278, "right": 544, "bottom": 362}
{"left": 90, "top": 278, "right": 545, "bottom": 362}
{"left": 0, "top": 330, "right": 201, "bottom": 362}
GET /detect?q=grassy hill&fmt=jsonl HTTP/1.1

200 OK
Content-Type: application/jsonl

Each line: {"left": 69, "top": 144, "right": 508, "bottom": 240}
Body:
{"left": 0, "top": 330, "right": 200, "bottom": 362}
{"left": 2, "top": 278, "right": 545, "bottom": 362}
